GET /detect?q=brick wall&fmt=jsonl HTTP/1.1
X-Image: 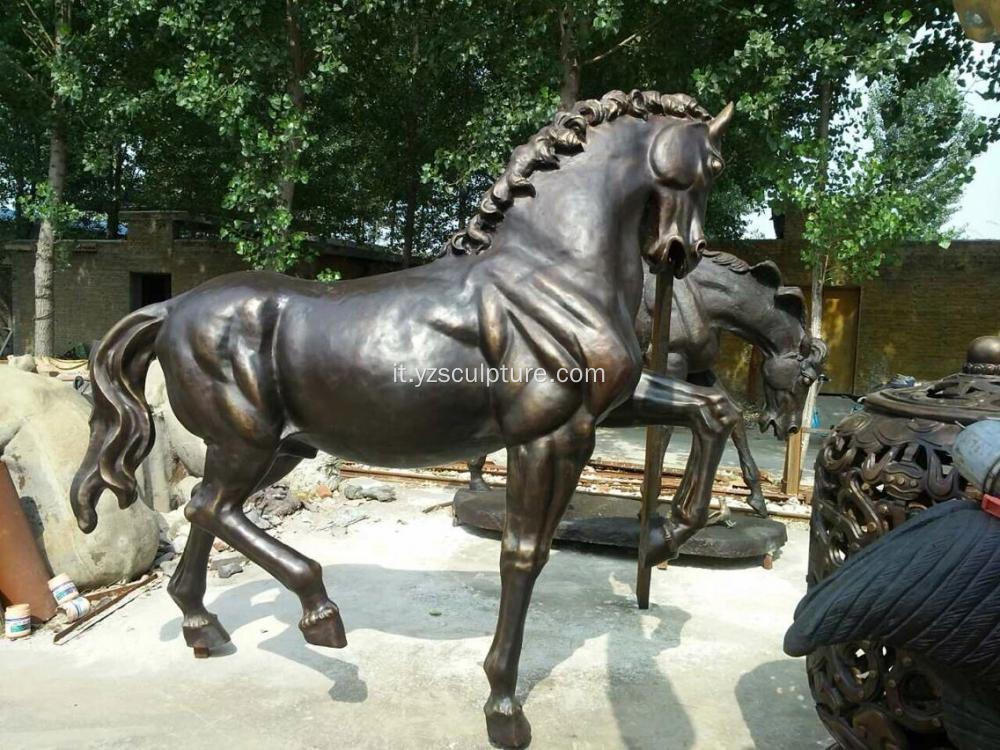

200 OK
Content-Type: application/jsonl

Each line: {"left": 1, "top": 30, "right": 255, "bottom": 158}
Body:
{"left": 6, "top": 219, "right": 997, "bottom": 392}
{"left": 713, "top": 239, "right": 1000, "bottom": 395}
{"left": 1, "top": 212, "right": 406, "bottom": 356}
{"left": 4, "top": 237, "right": 249, "bottom": 355}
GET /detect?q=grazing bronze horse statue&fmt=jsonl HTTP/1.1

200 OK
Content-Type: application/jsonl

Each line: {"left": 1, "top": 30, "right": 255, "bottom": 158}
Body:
{"left": 72, "top": 89, "right": 735, "bottom": 748}
{"left": 469, "top": 250, "right": 828, "bottom": 521}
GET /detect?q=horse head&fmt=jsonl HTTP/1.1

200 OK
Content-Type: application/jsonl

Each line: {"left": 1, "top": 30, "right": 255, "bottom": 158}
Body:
{"left": 759, "top": 335, "right": 829, "bottom": 439}
{"left": 644, "top": 101, "right": 734, "bottom": 278}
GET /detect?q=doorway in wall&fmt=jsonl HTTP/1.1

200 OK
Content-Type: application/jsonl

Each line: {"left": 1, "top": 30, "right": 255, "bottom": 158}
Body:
{"left": 129, "top": 272, "right": 172, "bottom": 311}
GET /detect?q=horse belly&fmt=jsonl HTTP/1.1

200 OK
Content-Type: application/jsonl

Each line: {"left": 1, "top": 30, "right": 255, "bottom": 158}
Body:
{"left": 276, "top": 313, "right": 502, "bottom": 467}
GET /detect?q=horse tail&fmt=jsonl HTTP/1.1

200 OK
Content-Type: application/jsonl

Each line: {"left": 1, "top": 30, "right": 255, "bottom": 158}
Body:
{"left": 71, "top": 302, "right": 170, "bottom": 533}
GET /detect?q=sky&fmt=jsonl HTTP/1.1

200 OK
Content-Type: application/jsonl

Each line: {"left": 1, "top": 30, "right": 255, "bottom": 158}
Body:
{"left": 745, "top": 48, "right": 1000, "bottom": 241}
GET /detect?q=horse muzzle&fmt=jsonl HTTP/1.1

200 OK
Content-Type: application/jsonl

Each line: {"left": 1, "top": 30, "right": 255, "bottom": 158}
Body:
{"left": 760, "top": 413, "right": 799, "bottom": 441}
{"left": 644, "top": 235, "right": 706, "bottom": 278}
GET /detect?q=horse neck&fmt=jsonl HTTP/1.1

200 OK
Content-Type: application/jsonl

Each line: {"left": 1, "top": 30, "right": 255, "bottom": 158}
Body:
{"left": 490, "top": 118, "right": 655, "bottom": 310}
{"left": 699, "top": 268, "right": 804, "bottom": 357}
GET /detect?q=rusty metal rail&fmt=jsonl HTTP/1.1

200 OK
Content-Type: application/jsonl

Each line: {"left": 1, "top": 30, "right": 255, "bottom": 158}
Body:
{"left": 339, "top": 456, "right": 812, "bottom": 517}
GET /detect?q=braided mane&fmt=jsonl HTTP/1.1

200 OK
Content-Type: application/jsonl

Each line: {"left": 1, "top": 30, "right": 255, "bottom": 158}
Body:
{"left": 444, "top": 89, "right": 711, "bottom": 256}
{"left": 704, "top": 249, "right": 807, "bottom": 325}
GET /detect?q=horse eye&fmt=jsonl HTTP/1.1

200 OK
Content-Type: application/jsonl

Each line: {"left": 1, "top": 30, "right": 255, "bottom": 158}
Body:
{"left": 709, "top": 157, "right": 724, "bottom": 175}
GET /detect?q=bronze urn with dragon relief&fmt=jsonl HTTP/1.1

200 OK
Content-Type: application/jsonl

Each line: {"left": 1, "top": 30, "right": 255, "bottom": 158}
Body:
{"left": 805, "top": 335, "right": 1000, "bottom": 749}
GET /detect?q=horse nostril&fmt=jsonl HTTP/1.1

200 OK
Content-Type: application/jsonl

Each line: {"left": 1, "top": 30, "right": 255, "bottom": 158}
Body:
{"left": 693, "top": 239, "right": 708, "bottom": 255}
{"left": 787, "top": 425, "right": 800, "bottom": 435}
{"left": 666, "top": 238, "right": 687, "bottom": 269}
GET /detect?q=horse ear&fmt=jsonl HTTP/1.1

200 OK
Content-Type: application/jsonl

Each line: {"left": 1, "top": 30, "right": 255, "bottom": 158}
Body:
{"left": 775, "top": 284, "right": 806, "bottom": 323}
{"left": 708, "top": 101, "right": 735, "bottom": 142}
{"left": 749, "top": 260, "right": 782, "bottom": 288}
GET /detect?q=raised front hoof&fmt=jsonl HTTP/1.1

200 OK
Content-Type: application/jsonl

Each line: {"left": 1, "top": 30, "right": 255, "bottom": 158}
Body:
{"left": 747, "top": 493, "right": 770, "bottom": 519}
{"left": 645, "top": 524, "right": 680, "bottom": 567}
{"left": 485, "top": 698, "right": 531, "bottom": 748}
{"left": 300, "top": 603, "right": 347, "bottom": 649}
{"left": 182, "top": 612, "right": 230, "bottom": 656}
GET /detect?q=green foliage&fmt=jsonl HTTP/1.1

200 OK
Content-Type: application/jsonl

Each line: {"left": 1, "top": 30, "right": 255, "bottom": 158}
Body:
{"left": 19, "top": 180, "right": 82, "bottom": 232}
{"left": 1, "top": 0, "right": 996, "bottom": 279}
{"left": 691, "top": 0, "right": 995, "bottom": 283}
{"left": 798, "top": 74, "right": 981, "bottom": 279}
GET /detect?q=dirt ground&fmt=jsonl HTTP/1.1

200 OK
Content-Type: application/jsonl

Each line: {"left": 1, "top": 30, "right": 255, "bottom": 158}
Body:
{"left": 1, "top": 482, "right": 831, "bottom": 750}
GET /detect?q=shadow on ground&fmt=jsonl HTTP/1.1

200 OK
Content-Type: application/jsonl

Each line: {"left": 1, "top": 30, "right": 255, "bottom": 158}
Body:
{"left": 159, "top": 562, "right": 695, "bottom": 748}
{"left": 735, "top": 658, "right": 831, "bottom": 749}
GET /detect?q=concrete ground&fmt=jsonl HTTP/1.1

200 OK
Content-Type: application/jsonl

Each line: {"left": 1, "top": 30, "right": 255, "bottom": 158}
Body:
{"left": 1, "top": 484, "right": 831, "bottom": 750}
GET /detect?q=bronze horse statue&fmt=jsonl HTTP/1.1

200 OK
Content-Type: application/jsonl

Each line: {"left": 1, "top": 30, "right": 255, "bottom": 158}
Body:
{"left": 468, "top": 249, "right": 828, "bottom": 521}
{"left": 71, "top": 89, "right": 735, "bottom": 748}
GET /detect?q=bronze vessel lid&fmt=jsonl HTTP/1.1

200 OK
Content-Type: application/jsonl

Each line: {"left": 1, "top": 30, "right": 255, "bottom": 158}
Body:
{"left": 864, "top": 335, "right": 1000, "bottom": 424}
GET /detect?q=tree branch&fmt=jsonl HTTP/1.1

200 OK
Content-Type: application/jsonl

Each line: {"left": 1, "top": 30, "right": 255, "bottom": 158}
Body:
{"left": 0, "top": 48, "right": 45, "bottom": 93}
{"left": 19, "top": 0, "right": 56, "bottom": 54}
{"left": 583, "top": 26, "right": 648, "bottom": 66}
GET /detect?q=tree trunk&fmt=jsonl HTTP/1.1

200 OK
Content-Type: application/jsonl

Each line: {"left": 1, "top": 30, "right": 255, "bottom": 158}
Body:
{"left": 34, "top": 117, "right": 66, "bottom": 357}
{"left": 558, "top": 5, "right": 581, "bottom": 108}
{"left": 402, "top": 170, "right": 417, "bottom": 268}
{"left": 34, "top": 4, "right": 70, "bottom": 357}
{"left": 13, "top": 176, "right": 29, "bottom": 239}
{"left": 798, "top": 79, "right": 834, "bottom": 471}
{"left": 106, "top": 141, "right": 123, "bottom": 238}
{"left": 401, "top": 28, "right": 421, "bottom": 268}
{"left": 279, "top": 0, "right": 307, "bottom": 242}
{"left": 809, "top": 79, "right": 833, "bottom": 340}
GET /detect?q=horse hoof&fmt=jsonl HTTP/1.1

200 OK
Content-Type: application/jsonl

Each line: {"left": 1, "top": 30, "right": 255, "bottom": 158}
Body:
{"left": 748, "top": 494, "right": 769, "bottom": 518}
{"left": 645, "top": 524, "right": 679, "bottom": 567}
{"left": 485, "top": 698, "right": 531, "bottom": 748}
{"left": 300, "top": 602, "right": 347, "bottom": 649}
{"left": 182, "top": 611, "right": 230, "bottom": 656}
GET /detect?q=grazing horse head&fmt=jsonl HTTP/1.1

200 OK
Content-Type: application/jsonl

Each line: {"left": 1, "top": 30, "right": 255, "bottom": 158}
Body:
{"left": 645, "top": 101, "right": 734, "bottom": 277}
{"left": 654, "top": 250, "right": 829, "bottom": 441}
{"left": 760, "top": 333, "right": 829, "bottom": 439}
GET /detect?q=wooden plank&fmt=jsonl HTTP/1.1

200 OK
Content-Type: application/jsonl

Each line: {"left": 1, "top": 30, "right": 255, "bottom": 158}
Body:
{"left": 782, "top": 431, "right": 803, "bottom": 496}
{"left": 637, "top": 270, "right": 674, "bottom": 609}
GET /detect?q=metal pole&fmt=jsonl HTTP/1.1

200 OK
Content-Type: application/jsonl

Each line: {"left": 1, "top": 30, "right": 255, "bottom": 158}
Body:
{"left": 637, "top": 268, "right": 674, "bottom": 609}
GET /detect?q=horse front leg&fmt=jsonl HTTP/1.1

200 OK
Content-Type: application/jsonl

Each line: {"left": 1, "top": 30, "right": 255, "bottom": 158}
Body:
{"left": 700, "top": 369, "right": 768, "bottom": 518}
{"left": 484, "top": 416, "right": 594, "bottom": 748}
{"left": 604, "top": 371, "right": 738, "bottom": 563}
{"left": 730, "top": 418, "right": 769, "bottom": 518}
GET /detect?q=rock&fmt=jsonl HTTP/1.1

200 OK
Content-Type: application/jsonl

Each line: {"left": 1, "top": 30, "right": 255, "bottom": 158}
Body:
{"left": 0, "top": 367, "right": 159, "bottom": 589}
{"left": 341, "top": 478, "right": 396, "bottom": 503}
{"left": 245, "top": 483, "right": 301, "bottom": 520}
{"left": 154, "top": 549, "right": 176, "bottom": 567}
{"left": 144, "top": 360, "right": 207, "bottom": 477}
{"left": 212, "top": 539, "right": 232, "bottom": 553}
{"left": 158, "top": 505, "right": 189, "bottom": 542}
{"left": 286, "top": 454, "right": 341, "bottom": 499}
{"left": 315, "top": 483, "right": 333, "bottom": 499}
{"left": 244, "top": 506, "right": 274, "bottom": 530}
{"left": 215, "top": 561, "right": 243, "bottom": 579}
{"left": 7, "top": 354, "right": 36, "bottom": 372}
{"left": 169, "top": 475, "right": 200, "bottom": 510}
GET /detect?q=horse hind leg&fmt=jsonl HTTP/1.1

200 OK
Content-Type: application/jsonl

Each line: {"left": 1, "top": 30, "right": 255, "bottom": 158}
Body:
{"left": 183, "top": 444, "right": 346, "bottom": 651}
{"left": 167, "top": 452, "right": 308, "bottom": 656}
{"left": 168, "top": 519, "right": 229, "bottom": 656}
